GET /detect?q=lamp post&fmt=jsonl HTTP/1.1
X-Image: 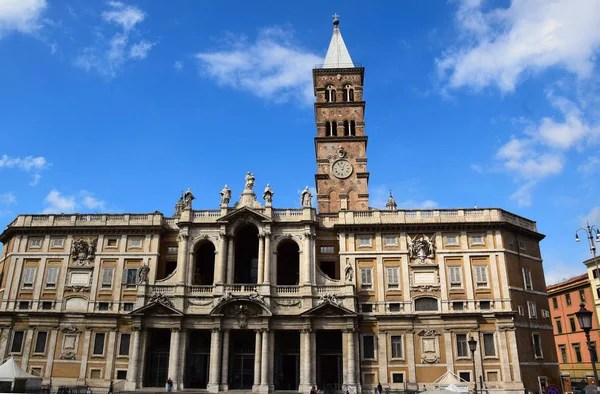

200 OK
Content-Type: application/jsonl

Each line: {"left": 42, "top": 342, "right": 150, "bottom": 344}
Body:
{"left": 576, "top": 303, "right": 599, "bottom": 388}
{"left": 468, "top": 336, "right": 478, "bottom": 394}
{"left": 576, "top": 222, "right": 600, "bottom": 277}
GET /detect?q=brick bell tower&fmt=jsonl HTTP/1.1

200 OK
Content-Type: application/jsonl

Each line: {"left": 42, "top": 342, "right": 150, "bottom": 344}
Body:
{"left": 313, "top": 15, "right": 369, "bottom": 214}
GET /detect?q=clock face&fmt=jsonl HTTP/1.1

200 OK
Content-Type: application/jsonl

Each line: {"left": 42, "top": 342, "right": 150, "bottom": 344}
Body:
{"left": 331, "top": 159, "right": 353, "bottom": 179}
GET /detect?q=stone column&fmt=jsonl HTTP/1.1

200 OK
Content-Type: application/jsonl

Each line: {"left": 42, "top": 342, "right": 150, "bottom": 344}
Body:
{"left": 179, "top": 329, "right": 189, "bottom": 390}
{"left": 444, "top": 331, "right": 454, "bottom": 373}
{"left": 378, "top": 331, "right": 388, "bottom": 385}
{"left": 44, "top": 328, "right": 59, "bottom": 379}
{"left": 168, "top": 328, "right": 181, "bottom": 390}
{"left": 79, "top": 329, "right": 92, "bottom": 379}
{"left": 264, "top": 233, "right": 272, "bottom": 285}
{"left": 497, "top": 329, "right": 511, "bottom": 382}
{"left": 126, "top": 327, "right": 142, "bottom": 390}
{"left": 259, "top": 329, "right": 270, "bottom": 393}
{"left": 300, "top": 329, "right": 312, "bottom": 392}
{"left": 303, "top": 232, "right": 312, "bottom": 285}
{"left": 207, "top": 328, "right": 222, "bottom": 393}
{"left": 310, "top": 331, "right": 317, "bottom": 386}
{"left": 254, "top": 330, "right": 263, "bottom": 391}
{"left": 221, "top": 330, "right": 230, "bottom": 391}
{"left": 344, "top": 329, "right": 356, "bottom": 387}
{"left": 176, "top": 229, "right": 189, "bottom": 285}
{"left": 104, "top": 330, "right": 117, "bottom": 380}
{"left": 216, "top": 233, "right": 227, "bottom": 284}
{"left": 20, "top": 329, "right": 34, "bottom": 370}
{"left": 227, "top": 238, "right": 235, "bottom": 284}
{"left": 257, "top": 234, "right": 265, "bottom": 284}
{"left": 507, "top": 329, "right": 521, "bottom": 382}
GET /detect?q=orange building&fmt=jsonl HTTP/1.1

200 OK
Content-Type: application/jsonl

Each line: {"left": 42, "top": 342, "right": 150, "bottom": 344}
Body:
{"left": 548, "top": 274, "right": 600, "bottom": 393}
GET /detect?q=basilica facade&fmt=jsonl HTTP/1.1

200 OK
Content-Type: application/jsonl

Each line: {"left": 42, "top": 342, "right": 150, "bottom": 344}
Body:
{"left": 0, "top": 18, "right": 559, "bottom": 394}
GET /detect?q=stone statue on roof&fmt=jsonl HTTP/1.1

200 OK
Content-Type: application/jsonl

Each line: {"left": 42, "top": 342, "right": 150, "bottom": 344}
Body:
{"left": 263, "top": 184, "right": 274, "bottom": 204}
{"left": 220, "top": 185, "right": 231, "bottom": 206}
{"left": 301, "top": 186, "right": 312, "bottom": 208}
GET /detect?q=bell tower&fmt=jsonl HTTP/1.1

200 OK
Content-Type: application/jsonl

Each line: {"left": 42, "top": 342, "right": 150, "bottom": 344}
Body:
{"left": 313, "top": 15, "right": 369, "bottom": 214}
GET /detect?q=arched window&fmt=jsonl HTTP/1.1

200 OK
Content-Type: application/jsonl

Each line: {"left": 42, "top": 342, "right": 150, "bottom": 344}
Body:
{"left": 194, "top": 241, "right": 215, "bottom": 285}
{"left": 344, "top": 85, "right": 354, "bottom": 102}
{"left": 344, "top": 120, "right": 350, "bottom": 136}
{"left": 414, "top": 297, "right": 439, "bottom": 311}
{"left": 350, "top": 120, "right": 356, "bottom": 136}
{"left": 277, "top": 240, "right": 300, "bottom": 285}
{"left": 234, "top": 224, "right": 259, "bottom": 284}
{"left": 325, "top": 122, "right": 331, "bottom": 137}
{"left": 331, "top": 121, "right": 338, "bottom": 136}
{"left": 326, "top": 85, "right": 336, "bottom": 103}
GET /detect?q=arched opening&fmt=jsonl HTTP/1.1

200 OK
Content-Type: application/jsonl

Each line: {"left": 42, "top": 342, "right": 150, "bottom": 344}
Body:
{"left": 331, "top": 121, "right": 338, "bottom": 137}
{"left": 234, "top": 224, "right": 259, "bottom": 284}
{"left": 414, "top": 297, "right": 439, "bottom": 312}
{"left": 194, "top": 242, "right": 215, "bottom": 285}
{"left": 350, "top": 120, "right": 356, "bottom": 136}
{"left": 344, "top": 85, "right": 354, "bottom": 102}
{"left": 325, "top": 122, "right": 331, "bottom": 137}
{"left": 326, "top": 85, "right": 336, "bottom": 103}
{"left": 343, "top": 120, "right": 350, "bottom": 136}
{"left": 277, "top": 240, "right": 300, "bottom": 285}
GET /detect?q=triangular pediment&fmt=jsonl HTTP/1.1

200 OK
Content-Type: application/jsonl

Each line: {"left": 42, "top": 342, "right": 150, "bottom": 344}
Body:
{"left": 130, "top": 300, "right": 183, "bottom": 317}
{"left": 217, "top": 206, "right": 272, "bottom": 223}
{"left": 300, "top": 301, "right": 357, "bottom": 317}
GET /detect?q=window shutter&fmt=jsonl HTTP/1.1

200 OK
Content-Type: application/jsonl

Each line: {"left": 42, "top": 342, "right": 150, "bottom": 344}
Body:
{"left": 46, "top": 267, "right": 59, "bottom": 285}
{"left": 102, "top": 268, "right": 114, "bottom": 285}
{"left": 24, "top": 267, "right": 36, "bottom": 284}
{"left": 121, "top": 268, "right": 128, "bottom": 284}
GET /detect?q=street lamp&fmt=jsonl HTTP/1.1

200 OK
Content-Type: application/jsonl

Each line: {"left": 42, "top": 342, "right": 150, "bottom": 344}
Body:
{"left": 576, "top": 303, "right": 599, "bottom": 388}
{"left": 576, "top": 222, "right": 600, "bottom": 277}
{"left": 468, "top": 336, "right": 478, "bottom": 394}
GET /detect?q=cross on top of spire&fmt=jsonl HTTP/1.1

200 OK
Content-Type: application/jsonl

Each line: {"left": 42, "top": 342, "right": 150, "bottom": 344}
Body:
{"left": 332, "top": 13, "right": 340, "bottom": 26}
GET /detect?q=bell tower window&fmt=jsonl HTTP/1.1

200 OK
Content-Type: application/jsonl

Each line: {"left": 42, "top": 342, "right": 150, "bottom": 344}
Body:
{"left": 331, "top": 121, "right": 338, "bottom": 136}
{"left": 344, "top": 120, "right": 350, "bottom": 136}
{"left": 325, "top": 122, "right": 331, "bottom": 137}
{"left": 326, "top": 85, "right": 337, "bottom": 102}
{"left": 344, "top": 85, "right": 354, "bottom": 102}
{"left": 350, "top": 120, "right": 356, "bottom": 136}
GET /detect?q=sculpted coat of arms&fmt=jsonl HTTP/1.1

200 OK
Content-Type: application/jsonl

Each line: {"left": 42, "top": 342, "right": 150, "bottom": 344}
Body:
{"left": 71, "top": 238, "right": 97, "bottom": 265}
{"left": 407, "top": 234, "right": 435, "bottom": 263}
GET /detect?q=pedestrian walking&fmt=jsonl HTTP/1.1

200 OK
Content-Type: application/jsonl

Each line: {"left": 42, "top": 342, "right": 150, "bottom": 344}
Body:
{"left": 377, "top": 383, "right": 383, "bottom": 394}
{"left": 167, "top": 377, "right": 173, "bottom": 392}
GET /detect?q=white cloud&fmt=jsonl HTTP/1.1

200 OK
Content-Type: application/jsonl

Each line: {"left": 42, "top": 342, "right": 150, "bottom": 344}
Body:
{"left": 0, "top": 192, "right": 16, "bottom": 205}
{"left": 496, "top": 138, "right": 564, "bottom": 180}
{"left": 0, "top": 154, "right": 49, "bottom": 186}
{"left": 195, "top": 27, "right": 322, "bottom": 104}
{"left": 510, "top": 181, "right": 536, "bottom": 207}
{"left": 0, "top": 0, "right": 47, "bottom": 38}
{"left": 581, "top": 206, "right": 600, "bottom": 227}
{"left": 437, "top": 0, "right": 600, "bottom": 92}
{"left": 43, "top": 190, "right": 76, "bottom": 214}
{"left": 29, "top": 173, "right": 41, "bottom": 186}
{"left": 174, "top": 61, "right": 183, "bottom": 71}
{"left": 577, "top": 155, "right": 600, "bottom": 175}
{"left": 75, "top": 2, "right": 155, "bottom": 78}
{"left": 80, "top": 190, "right": 106, "bottom": 211}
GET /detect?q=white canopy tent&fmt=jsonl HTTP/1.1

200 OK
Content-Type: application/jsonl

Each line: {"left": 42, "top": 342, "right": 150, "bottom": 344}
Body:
{"left": 433, "top": 370, "right": 469, "bottom": 392}
{"left": 0, "top": 357, "right": 42, "bottom": 392}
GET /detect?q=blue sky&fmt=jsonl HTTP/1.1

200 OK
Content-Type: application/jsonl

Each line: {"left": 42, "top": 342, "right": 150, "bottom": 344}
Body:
{"left": 1, "top": 0, "right": 599, "bottom": 284}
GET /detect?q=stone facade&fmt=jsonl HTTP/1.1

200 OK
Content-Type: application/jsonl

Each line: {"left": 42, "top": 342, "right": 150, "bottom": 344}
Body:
{"left": 0, "top": 17, "right": 559, "bottom": 394}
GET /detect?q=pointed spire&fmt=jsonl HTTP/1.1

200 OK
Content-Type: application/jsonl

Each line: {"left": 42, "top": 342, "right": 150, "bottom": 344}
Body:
{"left": 386, "top": 190, "right": 397, "bottom": 211}
{"left": 323, "top": 14, "right": 354, "bottom": 68}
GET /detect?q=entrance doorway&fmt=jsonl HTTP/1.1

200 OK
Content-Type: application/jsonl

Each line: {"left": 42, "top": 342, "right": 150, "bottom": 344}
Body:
{"left": 144, "top": 329, "right": 171, "bottom": 387}
{"left": 229, "top": 330, "right": 256, "bottom": 390}
{"left": 274, "top": 331, "right": 300, "bottom": 390}
{"left": 185, "top": 330, "right": 211, "bottom": 389}
{"left": 316, "top": 331, "right": 342, "bottom": 390}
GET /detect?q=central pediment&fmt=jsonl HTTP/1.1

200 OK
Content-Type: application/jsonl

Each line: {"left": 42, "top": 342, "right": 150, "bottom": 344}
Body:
{"left": 217, "top": 206, "right": 272, "bottom": 224}
{"left": 300, "top": 300, "right": 357, "bottom": 317}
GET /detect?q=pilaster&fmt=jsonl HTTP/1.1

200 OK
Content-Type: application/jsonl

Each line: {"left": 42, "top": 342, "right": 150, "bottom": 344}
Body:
{"left": 207, "top": 328, "right": 222, "bottom": 393}
{"left": 20, "top": 329, "right": 34, "bottom": 369}
{"left": 259, "top": 329, "right": 270, "bottom": 393}
{"left": 406, "top": 331, "right": 416, "bottom": 383}
{"left": 104, "top": 330, "right": 117, "bottom": 380}
{"left": 264, "top": 231, "right": 272, "bottom": 285}
{"left": 176, "top": 228, "right": 190, "bottom": 285}
{"left": 78, "top": 329, "right": 93, "bottom": 379}
{"left": 378, "top": 331, "right": 388, "bottom": 385}
{"left": 125, "top": 326, "right": 142, "bottom": 390}
{"left": 299, "top": 329, "right": 312, "bottom": 393}
{"left": 257, "top": 234, "right": 265, "bottom": 284}
{"left": 227, "top": 238, "right": 235, "bottom": 284}
{"left": 220, "top": 330, "right": 230, "bottom": 391}
{"left": 216, "top": 232, "right": 227, "bottom": 284}
{"left": 168, "top": 327, "right": 181, "bottom": 391}
{"left": 443, "top": 330, "right": 454, "bottom": 372}
{"left": 44, "top": 328, "right": 59, "bottom": 379}
{"left": 253, "top": 330, "right": 262, "bottom": 391}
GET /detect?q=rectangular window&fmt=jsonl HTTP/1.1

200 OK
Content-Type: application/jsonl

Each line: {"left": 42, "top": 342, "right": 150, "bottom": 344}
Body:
{"left": 10, "top": 331, "right": 24, "bottom": 353}
{"left": 357, "top": 236, "right": 372, "bottom": 248}
{"left": 559, "top": 345, "right": 568, "bottom": 363}
{"left": 445, "top": 234, "right": 459, "bottom": 246}
{"left": 580, "top": 289, "right": 587, "bottom": 303}
{"left": 470, "top": 234, "right": 485, "bottom": 245}
{"left": 34, "top": 332, "right": 48, "bottom": 354}
{"left": 453, "top": 301, "right": 464, "bottom": 311}
{"left": 448, "top": 266, "right": 463, "bottom": 288}
{"left": 116, "top": 370, "right": 127, "bottom": 380}
{"left": 386, "top": 267, "right": 400, "bottom": 290}
{"left": 319, "top": 246, "right": 335, "bottom": 253}
{"left": 522, "top": 268, "right": 533, "bottom": 290}
{"left": 474, "top": 265, "right": 489, "bottom": 288}
{"left": 167, "top": 246, "right": 178, "bottom": 254}
{"left": 50, "top": 238, "right": 65, "bottom": 248}
{"left": 532, "top": 333, "right": 543, "bottom": 358}
{"left": 362, "top": 335, "right": 375, "bottom": 359}
{"left": 98, "top": 302, "right": 109, "bottom": 311}
{"left": 574, "top": 344, "right": 582, "bottom": 362}
{"left": 101, "top": 267, "right": 114, "bottom": 289}
{"left": 360, "top": 268, "right": 373, "bottom": 290}
{"left": 518, "top": 306, "right": 524, "bottom": 316}
{"left": 597, "top": 287, "right": 600, "bottom": 299}
{"left": 128, "top": 236, "right": 143, "bottom": 249}
{"left": 483, "top": 333, "right": 496, "bottom": 357}
{"left": 123, "top": 302, "right": 134, "bottom": 311}
{"left": 29, "top": 238, "right": 42, "bottom": 249}
{"left": 528, "top": 301, "right": 537, "bottom": 319}
{"left": 18, "top": 301, "right": 30, "bottom": 310}
{"left": 22, "top": 267, "right": 37, "bottom": 288}
{"left": 124, "top": 268, "right": 138, "bottom": 285}
{"left": 456, "top": 334, "right": 468, "bottom": 357}
{"left": 459, "top": 372, "right": 471, "bottom": 382}
{"left": 392, "top": 373, "right": 404, "bottom": 384}
{"left": 508, "top": 237, "right": 514, "bottom": 246}
{"left": 556, "top": 319, "right": 563, "bottom": 334}
{"left": 518, "top": 240, "right": 527, "bottom": 250}
{"left": 565, "top": 293, "right": 572, "bottom": 306}
{"left": 391, "top": 335, "right": 403, "bottom": 359}
{"left": 570, "top": 317, "right": 577, "bottom": 332}
{"left": 487, "top": 372, "right": 499, "bottom": 382}
{"left": 541, "top": 309, "right": 549, "bottom": 318}
{"left": 119, "top": 333, "right": 131, "bottom": 356}
{"left": 361, "top": 304, "right": 373, "bottom": 313}
{"left": 552, "top": 297, "right": 558, "bottom": 309}
{"left": 41, "top": 301, "right": 52, "bottom": 310}
{"left": 45, "top": 267, "right": 59, "bottom": 288}
{"left": 389, "top": 303, "right": 401, "bottom": 312}
{"left": 93, "top": 333, "right": 106, "bottom": 355}
{"left": 90, "top": 369, "right": 102, "bottom": 379}
{"left": 480, "top": 301, "right": 491, "bottom": 310}
{"left": 30, "top": 367, "right": 42, "bottom": 377}
{"left": 106, "top": 237, "right": 119, "bottom": 248}
{"left": 383, "top": 236, "right": 398, "bottom": 247}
